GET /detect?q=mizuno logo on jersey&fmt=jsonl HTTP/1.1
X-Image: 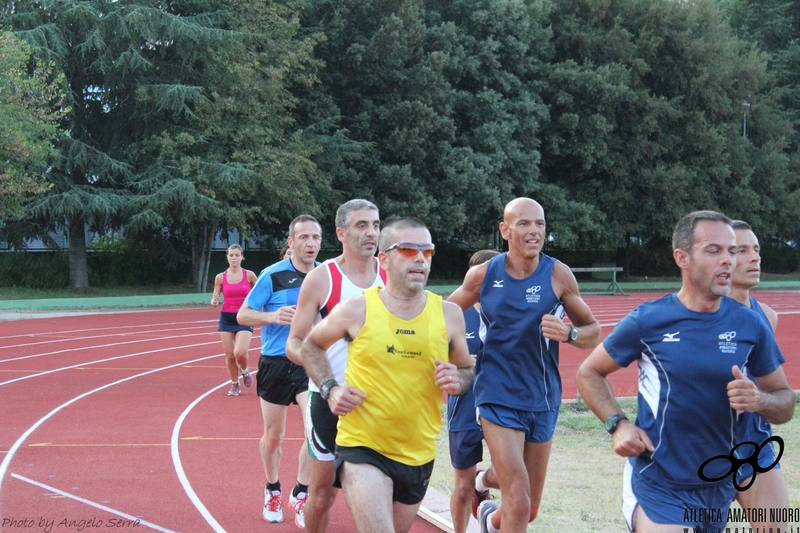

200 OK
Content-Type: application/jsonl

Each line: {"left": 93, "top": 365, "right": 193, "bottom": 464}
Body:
{"left": 466, "top": 331, "right": 475, "bottom": 339}
{"left": 662, "top": 332, "right": 680, "bottom": 342}
{"left": 395, "top": 329, "right": 415, "bottom": 335}
{"left": 493, "top": 280, "right": 504, "bottom": 287}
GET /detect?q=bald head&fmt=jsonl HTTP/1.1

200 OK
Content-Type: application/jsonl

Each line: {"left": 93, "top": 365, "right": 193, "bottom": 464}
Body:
{"left": 504, "top": 197, "right": 544, "bottom": 224}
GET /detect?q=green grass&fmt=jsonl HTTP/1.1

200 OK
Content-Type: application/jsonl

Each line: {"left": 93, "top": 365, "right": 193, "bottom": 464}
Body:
{"left": 432, "top": 398, "right": 800, "bottom": 532}
{"left": 0, "top": 284, "right": 197, "bottom": 300}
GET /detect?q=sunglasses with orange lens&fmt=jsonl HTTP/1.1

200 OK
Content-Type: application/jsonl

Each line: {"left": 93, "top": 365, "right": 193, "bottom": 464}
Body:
{"left": 384, "top": 242, "right": 436, "bottom": 258}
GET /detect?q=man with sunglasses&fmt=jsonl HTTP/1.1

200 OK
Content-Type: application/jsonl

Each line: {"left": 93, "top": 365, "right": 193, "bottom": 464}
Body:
{"left": 285, "top": 199, "right": 385, "bottom": 531}
{"left": 301, "top": 217, "right": 473, "bottom": 533}
{"left": 448, "top": 197, "right": 601, "bottom": 533}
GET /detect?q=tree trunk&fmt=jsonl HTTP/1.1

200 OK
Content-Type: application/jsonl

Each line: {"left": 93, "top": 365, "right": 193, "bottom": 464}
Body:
{"left": 192, "top": 223, "right": 214, "bottom": 293}
{"left": 68, "top": 216, "right": 89, "bottom": 288}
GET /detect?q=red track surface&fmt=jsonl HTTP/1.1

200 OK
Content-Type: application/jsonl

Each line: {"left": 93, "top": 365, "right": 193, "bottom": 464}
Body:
{"left": 1, "top": 291, "right": 798, "bottom": 532}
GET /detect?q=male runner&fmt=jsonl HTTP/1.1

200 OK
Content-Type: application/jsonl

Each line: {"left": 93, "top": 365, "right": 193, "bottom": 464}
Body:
{"left": 447, "top": 249, "right": 499, "bottom": 533}
{"left": 285, "top": 199, "right": 384, "bottom": 532}
{"left": 448, "top": 197, "right": 601, "bottom": 533}
{"left": 301, "top": 217, "right": 473, "bottom": 533}
{"left": 576, "top": 210, "right": 794, "bottom": 532}
{"left": 729, "top": 219, "right": 788, "bottom": 530}
{"left": 238, "top": 215, "right": 322, "bottom": 528}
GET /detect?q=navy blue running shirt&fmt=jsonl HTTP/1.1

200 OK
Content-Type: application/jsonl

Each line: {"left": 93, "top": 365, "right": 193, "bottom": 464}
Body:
{"left": 447, "top": 306, "right": 484, "bottom": 432}
{"left": 604, "top": 294, "right": 784, "bottom": 490}
{"left": 476, "top": 252, "right": 565, "bottom": 412}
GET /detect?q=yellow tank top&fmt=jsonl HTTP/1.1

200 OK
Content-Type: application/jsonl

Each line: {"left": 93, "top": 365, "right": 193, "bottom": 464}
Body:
{"left": 336, "top": 286, "right": 449, "bottom": 466}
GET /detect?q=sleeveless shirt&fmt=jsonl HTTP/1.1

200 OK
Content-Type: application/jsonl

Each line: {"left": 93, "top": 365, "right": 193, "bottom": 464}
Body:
{"left": 336, "top": 287, "right": 449, "bottom": 466}
{"left": 221, "top": 269, "right": 251, "bottom": 313}
{"left": 308, "top": 258, "right": 386, "bottom": 393}
{"left": 476, "top": 252, "right": 564, "bottom": 411}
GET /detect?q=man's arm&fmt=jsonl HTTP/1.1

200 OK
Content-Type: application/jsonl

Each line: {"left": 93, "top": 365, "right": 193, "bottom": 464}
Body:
{"left": 758, "top": 301, "right": 779, "bottom": 332}
{"left": 576, "top": 343, "right": 655, "bottom": 457}
{"left": 543, "top": 261, "right": 601, "bottom": 349}
{"left": 237, "top": 303, "right": 295, "bottom": 328}
{"left": 301, "top": 297, "right": 367, "bottom": 416}
{"left": 447, "top": 262, "right": 488, "bottom": 311}
{"left": 285, "top": 266, "right": 328, "bottom": 365}
{"left": 434, "top": 301, "right": 474, "bottom": 397}
{"left": 729, "top": 365, "right": 795, "bottom": 425}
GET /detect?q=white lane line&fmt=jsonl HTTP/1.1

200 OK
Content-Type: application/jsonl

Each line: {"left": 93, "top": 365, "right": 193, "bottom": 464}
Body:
{"left": 171, "top": 383, "right": 230, "bottom": 533}
{"left": 0, "top": 318, "right": 216, "bottom": 342}
{"left": 0, "top": 334, "right": 218, "bottom": 364}
{"left": 10, "top": 473, "right": 180, "bottom": 533}
{"left": 0, "top": 325, "right": 214, "bottom": 352}
{"left": 0, "top": 353, "right": 222, "bottom": 501}
{"left": 0, "top": 341, "right": 220, "bottom": 387}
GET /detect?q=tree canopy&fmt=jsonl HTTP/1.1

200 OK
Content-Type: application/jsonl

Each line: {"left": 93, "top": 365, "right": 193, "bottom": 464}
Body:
{"left": 4, "top": 0, "right": 800, "bottom": 288}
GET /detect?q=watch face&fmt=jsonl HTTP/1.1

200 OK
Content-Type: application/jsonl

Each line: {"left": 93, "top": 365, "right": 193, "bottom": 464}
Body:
{"left": 570, "top": 327, "right": 578, "bottom": 341}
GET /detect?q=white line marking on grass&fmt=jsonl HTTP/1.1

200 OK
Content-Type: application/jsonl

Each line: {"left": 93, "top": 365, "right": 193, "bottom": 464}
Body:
{"left": 171, "top": 383, "right": 230, "bottom": 533}
{"left": 10, "top": 473, "right": 180, "bottom": 533}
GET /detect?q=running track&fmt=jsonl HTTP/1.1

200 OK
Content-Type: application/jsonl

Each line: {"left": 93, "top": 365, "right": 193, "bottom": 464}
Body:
{"left": 0, "top": 291, "right": 798, "bottom": 533}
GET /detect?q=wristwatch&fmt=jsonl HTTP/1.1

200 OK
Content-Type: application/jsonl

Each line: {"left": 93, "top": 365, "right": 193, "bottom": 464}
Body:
{"left": 319, "top": 378, "right": 338, "bottom": 401}
{"left": 565, "top": 326, "right": 578, "bottom": 343}
{"left": 604, "top": 413, "right": 628, "bottom": 434}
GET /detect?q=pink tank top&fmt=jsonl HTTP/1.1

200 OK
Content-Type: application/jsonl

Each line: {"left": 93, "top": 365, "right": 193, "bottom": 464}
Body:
{"left": 221, "top": 269, "right": 251, "bottom": 313}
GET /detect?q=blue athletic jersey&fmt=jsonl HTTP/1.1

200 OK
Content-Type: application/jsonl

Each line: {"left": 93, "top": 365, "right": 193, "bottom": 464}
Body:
{"left": 244, "top": 258, "right": 318, "bottom": 357}
{"left": 736, "top": 297, "right": 776, "bottom": 455}
{"left": 448, "top": 307, "right": 484, "bottom": 432}
{"left": 604, "top": 294, "right": 785, "bottom": 490}
{"left": 476, "top": 252, "right": 564, "bottom": 411}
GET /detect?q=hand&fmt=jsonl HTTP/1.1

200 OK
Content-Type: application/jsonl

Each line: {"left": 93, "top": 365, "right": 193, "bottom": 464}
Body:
{"left": 273, "top": 305, "right": 296, "bottom": 326}
{"left": 434, "top": 359, "right": 460, "bottom": 395}
{"left": 541, "top": 314, "right": 570, "bottom": 342}
{"left": 728, "top": 365, "right": 760, "bottom": 412}
{"left": 611, "top": 420, "right": 655, "bottom": 458}
{"left": 211, "top": 295, "right": 220, "bottom": 307}
{"left": 327, "top": 385, "right": 367, "bottom": 416}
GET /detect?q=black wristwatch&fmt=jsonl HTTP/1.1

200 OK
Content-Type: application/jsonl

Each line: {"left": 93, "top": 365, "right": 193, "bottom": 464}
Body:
{"left": 604, "top": 413, "right": 628, "bottom": 434}
{"left": 319, "top": 378, "right": 338, "bottom": 401}
{"left": 564, "top": 326, "right": 578, "bottom": 343}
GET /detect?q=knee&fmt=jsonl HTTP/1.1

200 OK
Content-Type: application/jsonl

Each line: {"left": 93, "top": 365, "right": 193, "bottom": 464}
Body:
{"left": 262, "top": 433, "right": 283, "bottom": 451}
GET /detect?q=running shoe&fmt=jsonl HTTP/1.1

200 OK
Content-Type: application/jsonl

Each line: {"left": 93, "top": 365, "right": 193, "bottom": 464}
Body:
{"left": 227, "top": 382, "right": 241, "bottom": 397}
{"left": 478, "top": 500, "right": 498, "bottom": 533}
{"left": 290, "top": 491, "right": 308, "bottom": 529}
{"left": 242, "top": 370, "right": 253, "bottom": 388}
{"left": 472, "top": 467, "right": 493, "bottom": 518}
{"left": 263, "top": 489, "right": 283, "bottom": 523}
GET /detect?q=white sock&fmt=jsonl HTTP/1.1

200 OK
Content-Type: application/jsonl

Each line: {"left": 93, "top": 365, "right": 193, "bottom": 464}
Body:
{"left": 241, "top": 367, "right": 250, "bottom": 375}
{"left": 475, "top": 470, "right": 489, "bottom": 493}
{"left": 487, "top": 510, "right": 500, "bottom": 533}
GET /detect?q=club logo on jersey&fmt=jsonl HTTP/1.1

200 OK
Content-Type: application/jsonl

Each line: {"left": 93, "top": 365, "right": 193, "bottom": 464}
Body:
{"left": 525, "top": 285, "right": 542, "bottom": 303}
{"left": 395, "top": 329, "right": 416, "bottom": 335}
{"left": 493, "top": 280, "right": 504, "bottom": 288}
{"left": 718, "top": 331, "right": 738, "bottom": 354}
{"left": 662, "top": 332, "right": 680, "bottom": 343}
{"left": 386, "top": 344, "right": 422, "bottom": 359}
